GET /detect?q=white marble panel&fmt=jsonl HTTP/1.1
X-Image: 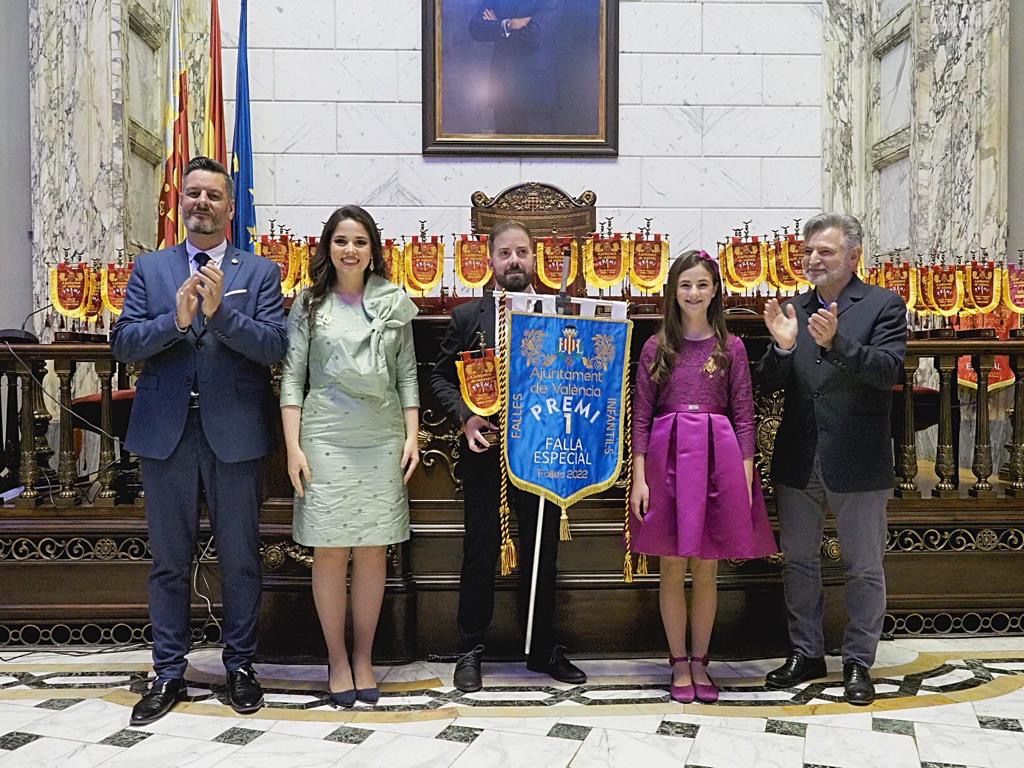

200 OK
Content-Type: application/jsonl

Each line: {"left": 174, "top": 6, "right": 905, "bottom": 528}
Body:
{"left": 221, "top": 48, "right": 275, "bottom": 102}
{"left": 397, "top": 51, "right": 421, "bottom": 103}
{"left": 0, "top": 737, "right": 120, "bottom": 768}
{"left": 642, "top": 55, "right": 762, "bottom": 106}
{"left": 915, "top": 721, "right": 1024, "bottom": 768}
{"left": 256, "top": 205, "right": 336, "bottom": 238}
{"left": 519, "top": 159, "right": 642, "bottom": 209}
{"left": 336, "top": 0, "right": 421, "bottom": 50}
{"left": 101, "top": 733, "right": 239, "bottom": 768}
{"left": 880, "top": 0, "right": 909, "bottom": 24}
{"left": 398, "top": 157, "right": 521, "bottom": 207}
{"left": 701, "top": 208, "right": 821, "bottom": 248}
{"left": 704, "top": 106, "right": 822, "bottom": 156}
{"left": 619, "top": 53, "right": 642, "bottom": 105}
{"left": 704, "top": 4, "right": 823, "bottom": 55}
{"left": 448, "top": 729, "right": 579, "bottom": 768}
{"left": 804, "top": 723, "right": 919, "bottom": 768}
{"left": 21, "top": 698, "right": 127, "bottom": 743}
{"left": 275, "top": 154, "right": 401, "bottom": 206}
{"left": 643, "top": 158, "right": 761, "bottom": 208}
{"left": 213, "top": 731, "right": 354, "bottom": 768}
{"left": 879, "top": 38, "right": 911, "bottom": 136}
{"left": 620, "top": 3, "right": 702, "bottom": 54}
{"left": 875, "top": 701, "right": 978, "bottom": 727}
{"left": 219, "top": 0, "right": 334, "bottom": 50}
{"left": 250, "top": 102, "right": 336, "bottom": 154}
{"left": 778, "top": 712, "right": 872, "bottom": 730}
{"left": 372, "top": 206, "right": 468, "bottom": 237}
{"left": 337, "top": 103, "right": 422, "bottom": 155}
{"left": 762, "top": 157, "right": 822, "bottom": 208}
{"left": 358, "top": 718, "right": 454, "bottom": 739}
{"left": 339, "top": 730, "right": 466, "bottom": 768}
{"left": 974, "top": 687, "right": 1024, "bottom": 719}
{"left": 454, "top": 716, "right": 561, "bottom": 737}
{"left": 556, "top": 715, "right": 663, "bottom": 734}
{"left": 685, "top": 725, "right": 803, "bottom": 768}
{"left": 253, "top": 154, "right": 276, "bottom": 207}
{"left": 878, "top": 156, "right": 911, "bottom": 250}
{"left": 620, "top": 106, "right": 702, "bottom": 156}
{"left": 763, "top": 55, "right": 823, "bottom": 106}
{"left": 273, "top": 50, "right": 399, "bottom": 102}
{"left": 570, "top": 728, "right": 693, "bottom": 768}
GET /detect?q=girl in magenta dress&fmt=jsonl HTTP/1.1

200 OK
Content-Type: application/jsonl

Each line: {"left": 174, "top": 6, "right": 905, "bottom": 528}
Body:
{"left": 630, "top": 250, "right": 777, "bottom": 704}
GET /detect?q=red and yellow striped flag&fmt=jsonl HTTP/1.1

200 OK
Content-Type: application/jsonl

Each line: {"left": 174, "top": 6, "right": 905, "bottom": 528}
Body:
{"left": 201, "top": 0, "right": 227, "bottom": 168}
{"left": 157, "top": 0, "right": 190, "bottom": 249}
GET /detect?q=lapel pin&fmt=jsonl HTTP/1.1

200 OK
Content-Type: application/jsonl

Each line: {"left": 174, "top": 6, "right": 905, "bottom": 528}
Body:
{"left": 231, "top": 258, "right": 239, "bottom": 264}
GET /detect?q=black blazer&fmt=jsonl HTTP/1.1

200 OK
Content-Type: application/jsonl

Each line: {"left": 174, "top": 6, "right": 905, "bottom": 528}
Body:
{"left": 757, "top": 276, "right": 907, "bottom": 493}
{"left": 430, "top": 295, "right": 497, "bottom": 433}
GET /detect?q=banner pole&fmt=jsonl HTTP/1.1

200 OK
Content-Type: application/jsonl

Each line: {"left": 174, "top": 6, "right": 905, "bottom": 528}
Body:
{"left": 524, "top": 493, "right": 545, "bottom": 656}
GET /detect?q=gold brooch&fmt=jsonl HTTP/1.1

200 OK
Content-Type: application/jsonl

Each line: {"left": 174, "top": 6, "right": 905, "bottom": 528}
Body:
{"left": 702, "top": 356, "right": 718, "bottom": 376}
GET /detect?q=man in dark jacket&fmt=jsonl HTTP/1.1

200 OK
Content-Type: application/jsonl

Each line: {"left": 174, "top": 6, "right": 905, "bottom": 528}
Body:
{"left": 758, "top": 213, "right": 907, "bottom": 705}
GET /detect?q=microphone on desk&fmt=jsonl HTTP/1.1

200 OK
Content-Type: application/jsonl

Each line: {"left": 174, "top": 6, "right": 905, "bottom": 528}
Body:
{"left": 0, "top": 303, "right": 51, "bottom": 344}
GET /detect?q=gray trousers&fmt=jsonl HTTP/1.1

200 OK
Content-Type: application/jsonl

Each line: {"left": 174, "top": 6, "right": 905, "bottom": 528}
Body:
{"left": 775, "top": 454, "right": 889, "bottom": 667}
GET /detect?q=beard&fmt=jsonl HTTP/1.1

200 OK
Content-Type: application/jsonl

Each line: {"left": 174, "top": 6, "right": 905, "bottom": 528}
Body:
{"left": 500, "top": 269, "right": 531, "bottom": 291}
{"left": 186, "top": 212, "right": 220, "bottom": 235}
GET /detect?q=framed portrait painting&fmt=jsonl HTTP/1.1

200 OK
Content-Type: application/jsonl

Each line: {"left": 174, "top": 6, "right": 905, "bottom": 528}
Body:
{"left": 422, "top": 0, "right": 618, "bottom": 156}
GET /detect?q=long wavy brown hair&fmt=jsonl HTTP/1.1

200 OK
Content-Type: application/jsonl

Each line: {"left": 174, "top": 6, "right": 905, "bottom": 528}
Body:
{"left": 303, "top": 205, "right": 387, "bottom": 330}
{"left": 648, "top": 250, "right": 731, "bottom": 385}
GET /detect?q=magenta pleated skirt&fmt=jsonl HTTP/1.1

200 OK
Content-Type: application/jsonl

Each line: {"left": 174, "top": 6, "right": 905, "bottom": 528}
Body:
{"left": 631, "top": 409, "right": 777, "bottom": 560}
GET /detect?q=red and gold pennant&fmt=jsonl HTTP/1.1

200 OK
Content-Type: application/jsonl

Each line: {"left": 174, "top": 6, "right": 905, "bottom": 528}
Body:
{"left": 965, "top": 261, "right": 1001, "bottom": 314}
{"left": 1003, "top": 263, "right": 1024, "bottom": 314}
{"left": 50, "top": 263, "right": 94, "bottom": 320}
{"left": 723, "top": 238, "right": 768, "bottom": 291}
{"left": 100, "top": 263, "right": 133, "bottom": 316}
{"left": 882, "top": 262, "right": 917, "bottom": 308}
{"left": 383, "top": 238, "right": 404, "bottom": 286}
{"left": 455, "top": 348, "right": 501, "bottom": 417}
{"left": 583, "top": 235, "right": 627, "bottom": 290}
{"left": 927, "top": 264, "right": 963, "bottom": 317}
{"left": 628, "top": 235, "right": 669, "bottom": 291}
{"left": 404, "top": 236, "right": 444, "bottom": 293}
{"left": 537, "top": 237, "right": 578, "bottom": 291}
{"left": 455, "top": 235, "right": 491, "bottom": 289}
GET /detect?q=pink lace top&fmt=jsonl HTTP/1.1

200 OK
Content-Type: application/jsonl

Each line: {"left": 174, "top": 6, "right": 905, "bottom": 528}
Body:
{"left": 632, "top": 333, "right": 756, "bottom": 458}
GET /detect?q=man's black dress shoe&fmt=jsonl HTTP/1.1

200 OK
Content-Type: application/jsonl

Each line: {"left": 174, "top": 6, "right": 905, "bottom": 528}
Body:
{"left": 765, "top": 653, "right": 828, "bottom": 689}
{"left": 226, "top": 665, "right": 264, "bottom": 714}
{"left": 843, "top": 662, "right": 875, "bottom": 706}
{"left": 453, "top": 645, "right": 484, "bottom": 693}
{"left": 130, "top": 677, "right": 185, "bottom": 726}
{"left": 526, "top": 646, "right": 587, "bottom": 685}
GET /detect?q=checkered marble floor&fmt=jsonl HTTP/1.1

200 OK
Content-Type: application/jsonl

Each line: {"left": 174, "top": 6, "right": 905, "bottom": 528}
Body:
{"left": 3, "top": 637, "right": 1024, "bottom": 767}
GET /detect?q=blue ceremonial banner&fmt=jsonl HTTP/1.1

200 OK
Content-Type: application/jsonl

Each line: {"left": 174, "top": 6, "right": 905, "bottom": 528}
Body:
{"left": 504, "top": 311, "right": 632, "bottom": 509}
{"left": 230, "top": 0, "right": 256, "bottom": 252}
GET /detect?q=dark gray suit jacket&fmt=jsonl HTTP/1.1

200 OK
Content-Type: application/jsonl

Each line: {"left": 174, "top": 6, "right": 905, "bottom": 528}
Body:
{"left": 757, "top": 276, "right": 907, "bottom": 493}
{"left": 429, "top": 295, "right": 497, "bottom": 431}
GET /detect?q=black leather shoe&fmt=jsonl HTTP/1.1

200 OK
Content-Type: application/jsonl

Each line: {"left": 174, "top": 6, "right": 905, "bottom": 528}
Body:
{"left": 526, "top": 646, "right": 587, "bottom": 685}
{"left": 130, "top": 678, "right": 185, "bottom": 726}
{"left": 453, "top": 645, "right": 484, "bottom": 693}
{"left": 226, "top": 665, "right": 264, "bottom": 714}
{"left": 765, "top": 653, "right": 828, "bottom": 689}
{"left": 843, "top": 662, "right": 875, "bottom": 706}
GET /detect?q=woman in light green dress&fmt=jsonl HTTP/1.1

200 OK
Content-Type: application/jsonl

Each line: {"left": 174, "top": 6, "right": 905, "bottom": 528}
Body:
{"left": 280, "top": 205, "right": 419, "bottom": 707}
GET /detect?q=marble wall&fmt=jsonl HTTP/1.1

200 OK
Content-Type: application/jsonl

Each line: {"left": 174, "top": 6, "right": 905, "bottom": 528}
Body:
{"left": 212, "top": 0, "right": 826, "bottom": 248}
{"left": 823, "top": 0, "right": 1008, "bottom": 260}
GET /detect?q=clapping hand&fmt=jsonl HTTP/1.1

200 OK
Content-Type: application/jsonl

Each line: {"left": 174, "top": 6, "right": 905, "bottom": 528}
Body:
{"left": 482, "top": 8, "right": 496, "bottom": 20}
{"left": 507, "top": 16, "right": 531, "bottom": 30}
{"left": 197, "top": 264, "right": 225, "bottom": 318}
{"left": 763, "top": 298, "right": 798, "bottom": 351}
{"left": 176, "top": 276, "right": 200, "bottom": 329}
{"left": 808, "top": 303, "right": 839, "bottom": 350}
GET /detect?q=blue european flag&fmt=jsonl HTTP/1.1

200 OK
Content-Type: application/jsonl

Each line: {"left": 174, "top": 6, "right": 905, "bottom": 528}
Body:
{"left": 230, "top": 0, "right": 256, "bottom": 251}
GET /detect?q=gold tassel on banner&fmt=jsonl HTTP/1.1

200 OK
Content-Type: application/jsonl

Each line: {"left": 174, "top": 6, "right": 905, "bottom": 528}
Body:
{"left": 559, "top": 507, "right": 571, "bottom": 541}
{"left": 496, "top": 290, "right": 518, "bottom": 575}
{"left": 621, "top": 390, "right": 636, "bottom": 581}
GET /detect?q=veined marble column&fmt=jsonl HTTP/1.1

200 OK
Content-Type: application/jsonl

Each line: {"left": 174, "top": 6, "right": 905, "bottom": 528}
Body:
{"left": 28, "top": 0, "right": 128, "bottom": 337}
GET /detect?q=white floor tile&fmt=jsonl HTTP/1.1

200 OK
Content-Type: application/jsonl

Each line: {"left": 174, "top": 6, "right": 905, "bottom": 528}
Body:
{"left": 101, "top": 733, "right": 239, "bottom": 768}
{"left": 134, "top": 710, "right": 241, "bottom": 740}
{"left": 556, "top": 715, "right": 663, "bottom": 734}
{"left": 569, "top": 728, "right": 692, "bottom": 767}
{"left": 685, "top": 725, "right": 804, "bottom": 768}
{"left": 579, "top": 689, "right": 664, "bottom": 701}
{"left": 21, "top": 698, "right": 127, "bottom": 743}
{"left": 448, "top": 729, "right": 580, "bottom": 768}
{"left": 358, "top": 718, "right": 454, "bottom": 739}
{"left": 0, "top": 701, "right": 52, "bottom": 732}
{"left": 874, "top": 701, "right": 979, "bottom": 727}
{"left": 974, "top": 688, "right": 1024, "bottom": 719}
{"left": 922, "top": 668, "right": 978, "bottom": 687}
{"left": 0, "top": 736, "right": 120, "bottom": 768}
{"left": 42, "top": 675, "right": 133, "bottom": 686}
{"left": 209, "top": 730, "right": 354, "bottom": 768}
{"left": 662, "top": 713, "right": 767, "bottom": 732}
{"left": 267, "top": 719, "right": 342, "bottom": 740}
{"left": 778, "top": 712, "right": 873, "bottom": 730}
{"left": 464, "top": 690, "right": 553, "bottom": 702}
{"left": 335, "top": 730, "right": 465, "bottom": 768}
{"left": 914, "top": 721, "right": 1024, "bottom": 768}
{"left": 804, "top": 723, "right": 920, "bottom": 768}
{"left": 453, "top": 716, "right": 560, "bottom": 736}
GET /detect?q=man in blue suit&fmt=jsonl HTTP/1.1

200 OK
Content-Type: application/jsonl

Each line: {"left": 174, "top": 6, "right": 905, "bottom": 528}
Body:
{"left": 112, "top": 156, "right": 287, "bottom": 725}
